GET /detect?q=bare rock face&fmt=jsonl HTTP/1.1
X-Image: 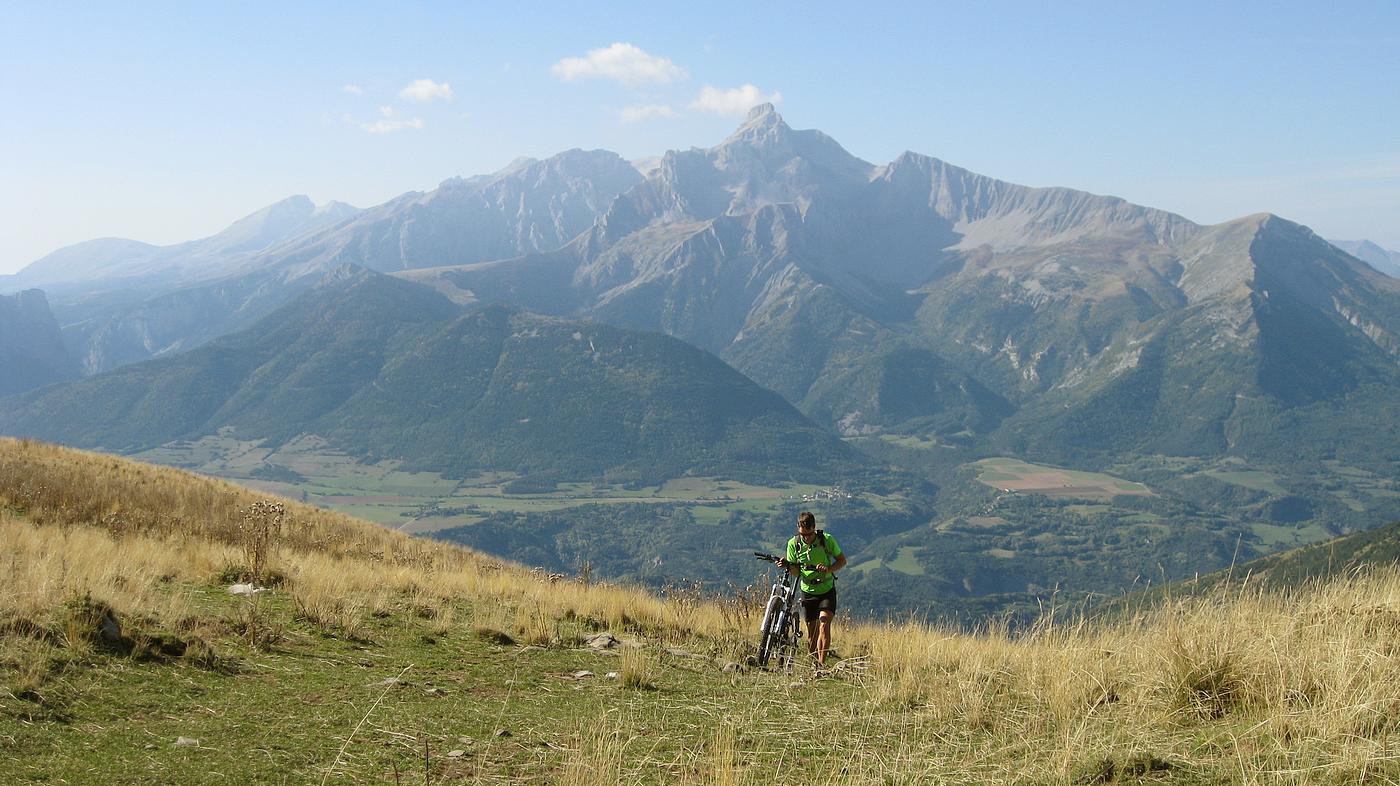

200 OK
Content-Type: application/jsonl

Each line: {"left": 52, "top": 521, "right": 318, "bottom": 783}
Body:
{"left": 258, "top": 150, "right": 643, "bottom": 276}
{"left": 0, "top": 289, "right": 78, "bottom": 396}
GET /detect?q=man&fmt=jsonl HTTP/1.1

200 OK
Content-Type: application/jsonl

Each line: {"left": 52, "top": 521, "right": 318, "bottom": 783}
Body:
{"left": 782, "top": 511, "right": 846, "bottom": 667}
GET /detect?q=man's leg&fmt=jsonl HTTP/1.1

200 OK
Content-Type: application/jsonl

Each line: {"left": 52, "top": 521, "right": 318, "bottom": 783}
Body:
{"left": 805, "top": 619, "right": 819, "bottom": 657}
{"left": 816, "top": 611, "right": 834, "bottom": 666}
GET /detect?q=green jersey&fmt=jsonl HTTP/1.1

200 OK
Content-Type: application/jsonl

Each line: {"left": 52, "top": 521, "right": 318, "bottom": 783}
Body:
{"left": 786, "top": 531, "right": 842, "bottom": 594}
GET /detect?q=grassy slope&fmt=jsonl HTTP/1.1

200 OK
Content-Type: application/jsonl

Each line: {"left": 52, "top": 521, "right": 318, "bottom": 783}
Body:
{"left": 4, "top": 439, "right": 1400, "bottom": 784}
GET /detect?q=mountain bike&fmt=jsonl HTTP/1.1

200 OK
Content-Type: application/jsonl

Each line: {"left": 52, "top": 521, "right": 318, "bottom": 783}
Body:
{"left": 752, "top": 552, "right": 818, "bottom": 671}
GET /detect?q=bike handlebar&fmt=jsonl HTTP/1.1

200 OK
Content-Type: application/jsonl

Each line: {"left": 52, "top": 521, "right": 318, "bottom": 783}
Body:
{"left": 753, "top": 552, "right": 819, "bottom": 571}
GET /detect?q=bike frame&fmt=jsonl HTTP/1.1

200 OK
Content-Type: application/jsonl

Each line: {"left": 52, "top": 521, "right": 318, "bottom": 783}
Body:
{"left": 754, "top": 554, "right": 807, "bottom": 671}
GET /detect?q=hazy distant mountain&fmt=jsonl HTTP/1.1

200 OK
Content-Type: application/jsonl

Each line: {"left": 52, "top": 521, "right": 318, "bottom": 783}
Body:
{"left": 0, "top": 196, "right": 360, "bottom": 297}
{"left": 0, "top": 268, "right": 857, "bottom": 484}
{"left": 35, "top": 151, "right": 641, "bottom": 375}
{"left": 0, "top": 289, "right": 79, "bottom": 396}
{"left": 1330, "top": 239, "right": 1400, "bottom": 278}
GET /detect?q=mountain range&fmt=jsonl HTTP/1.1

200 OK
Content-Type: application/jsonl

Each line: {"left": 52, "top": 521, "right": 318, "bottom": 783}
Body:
{"left": 398, "top": 106, "right": 1400, "bottom": 472}
{"left": 6, "top": 105, "right": 1400, "bottom": 620}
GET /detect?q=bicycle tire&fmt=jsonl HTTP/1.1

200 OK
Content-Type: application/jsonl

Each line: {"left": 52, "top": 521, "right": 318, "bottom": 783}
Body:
{"left": 756, "top": 596, "right": 782, "bottom": 667}
{"left": 772, "top": 611, "right": 795, "bottom": 670}
{"left": 772, "top": 608, "right": 795, "bottom": 666}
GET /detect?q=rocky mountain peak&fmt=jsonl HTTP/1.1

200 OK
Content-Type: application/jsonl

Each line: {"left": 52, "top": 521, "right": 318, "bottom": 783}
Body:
{"left": 723, "top": 103, "right": 787, "bottom": 144}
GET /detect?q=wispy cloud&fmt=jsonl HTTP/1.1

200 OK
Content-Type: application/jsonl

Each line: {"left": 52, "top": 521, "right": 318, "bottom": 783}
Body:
{"left": 551, "top": 43, "right": 688, "bottom": 87}
{"left": 689, "top": 84, "right": 782, "bottom": 116}
{"left": 362, "top": 106, "right": 424, "bottom": 134}
{"left": 398, "top": 79, "right": 454, "bottom": 103}
{"left": 619, "top": 104, "right": 679, "bottom": 123}
{"left": 341, "top": 84, "right": 364, "bottom": 95}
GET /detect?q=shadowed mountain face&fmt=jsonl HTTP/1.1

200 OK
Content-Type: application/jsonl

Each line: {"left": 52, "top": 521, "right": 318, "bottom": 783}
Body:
{"left": 0, "top": 290, "right": 79, "bottom": 397}
{"left": 0, "top": 269, "right": 859, "bottom": 484}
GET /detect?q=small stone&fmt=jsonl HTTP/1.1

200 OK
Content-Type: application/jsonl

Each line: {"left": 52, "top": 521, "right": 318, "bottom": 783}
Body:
{"left": 457, "top": 736, "right": 472, "bottom": 744}
{"left": 174, "top": 736, "right": 200, "bottom": 748}
{"left": 226, "top": 583, "right": 266, "bottom": 596}
{"left": 572, "top": 670, "right": 595, "bottom": 679}
{"left": 722, "top": 661, "right": 745, "bottom": 673}
{"left": 424, "top": 687, "right": 446, "bottom": 696}
{"left": 446, "top": 749, "right": 466, "bottom": 758}
{"left": 143, "top": 743, "right": 156, "bottom": 750}
{"left": 494, "top": 729, "right": 512, "bottom": 738}
{"left": 605, "top": 671, "right": 619, "bottom": 679}
{"left": 585, "top": 632, "right": 619, "bottom": 649}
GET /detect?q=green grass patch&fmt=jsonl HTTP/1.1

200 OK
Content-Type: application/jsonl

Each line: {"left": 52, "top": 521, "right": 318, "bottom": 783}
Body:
{"left": 0, "top": 586, "right": 867, "bottom": 785}
{"left": 876, "top": 434, "right": 946, "bottom": 450}
{"left": 886, "top": 547, "right": 925, "bottom": 576}
{"left": 1203, "top": 469, "right": 1287, "bottom": 495}
{"left": 1251, "top": 521, "right": 1333, "bottom": 550}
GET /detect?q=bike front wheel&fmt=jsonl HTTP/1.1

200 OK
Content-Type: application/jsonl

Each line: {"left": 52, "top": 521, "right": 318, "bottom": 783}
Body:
{"left": 771, "top": 611, "right": 797, "bottom": 671}
{"left": 756, "top": 596, "right": 783, "bottom": 668}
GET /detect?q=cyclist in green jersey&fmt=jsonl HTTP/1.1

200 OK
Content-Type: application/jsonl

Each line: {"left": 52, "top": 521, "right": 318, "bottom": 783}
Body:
{"left": 782, "top": 511, "right": 846, "bottom": 667}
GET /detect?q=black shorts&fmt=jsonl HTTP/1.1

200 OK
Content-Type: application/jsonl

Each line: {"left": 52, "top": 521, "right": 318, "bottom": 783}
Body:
{"left": 800, "top": 588, "right": 837, "bottom": 622}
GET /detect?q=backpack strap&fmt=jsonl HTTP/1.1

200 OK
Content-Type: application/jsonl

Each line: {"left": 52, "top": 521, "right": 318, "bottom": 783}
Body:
{"left": 817, "top": 529, "right": 838, "bottom": 581}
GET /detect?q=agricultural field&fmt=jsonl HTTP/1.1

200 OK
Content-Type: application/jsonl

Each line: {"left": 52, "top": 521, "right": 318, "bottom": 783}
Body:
{"left": 971, "top": 457, "right": 1153, "bottom": 500}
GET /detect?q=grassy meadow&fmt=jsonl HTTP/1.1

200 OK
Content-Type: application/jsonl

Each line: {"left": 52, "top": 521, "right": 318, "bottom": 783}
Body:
{"left": 971, "top": 458, "right": 1154, "bottom": 500}
{"left": 4, "top": 438, "right": 1400, "bottom": 784}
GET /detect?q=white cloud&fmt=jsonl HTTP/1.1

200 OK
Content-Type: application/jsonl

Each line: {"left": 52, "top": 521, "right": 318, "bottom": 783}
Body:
{"left": 341, "top": 84, "right": 364, "bottom": 95}
{"left": 361, "top": 106, "right": 424, "bottom": 134}
{"left": 398, "top": 79, "right": 454, "bottom": 102}
{"left": 551, "top": 43, "right": 688, "bottom": 86}
{"left": 619, "top": 104, "right": 679, "bottom": 123}
{"left": 689, "top": 84, "right": 782, "bottom": 116}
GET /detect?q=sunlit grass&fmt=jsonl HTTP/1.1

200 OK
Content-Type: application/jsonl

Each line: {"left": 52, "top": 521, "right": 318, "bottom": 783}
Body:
{"left": 4, "top": 437, "right": 1400, "bottom": 783}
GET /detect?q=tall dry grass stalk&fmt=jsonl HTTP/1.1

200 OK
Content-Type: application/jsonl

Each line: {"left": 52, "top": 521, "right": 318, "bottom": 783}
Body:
{"left": 560, "top": 714, "right": 636, "bottom": 786}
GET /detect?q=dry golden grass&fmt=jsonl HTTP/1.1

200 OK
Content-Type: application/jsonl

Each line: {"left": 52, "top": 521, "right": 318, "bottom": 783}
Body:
{"left": 0, "top": 438, "right": 702, "bottom": 646}
{"left": 5, "top": 437, "right": 1400, "bottom": 782}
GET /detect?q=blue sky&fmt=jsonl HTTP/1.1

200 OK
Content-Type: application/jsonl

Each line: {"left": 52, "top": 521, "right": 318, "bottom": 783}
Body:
{"left": 2, "top": 1, "right": 1397, "bottom": 273}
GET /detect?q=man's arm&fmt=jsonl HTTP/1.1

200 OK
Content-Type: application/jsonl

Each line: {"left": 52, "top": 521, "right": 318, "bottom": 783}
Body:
{"left": 817, "top": 553, "right": 847, "bottom": 573}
